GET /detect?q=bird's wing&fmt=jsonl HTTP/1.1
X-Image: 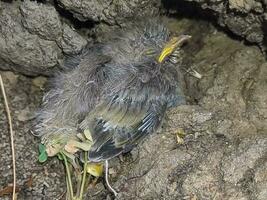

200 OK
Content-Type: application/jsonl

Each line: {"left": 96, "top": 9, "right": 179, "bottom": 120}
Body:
{"left": 87, "top": 100, "right": 167, "bottom": 162}
{"left": 83, "top": 68, "right": 173, "bottom": 162}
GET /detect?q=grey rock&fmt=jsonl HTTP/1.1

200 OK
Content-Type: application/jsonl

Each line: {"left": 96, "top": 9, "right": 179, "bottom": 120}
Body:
{"left": 20, "top": 1, "right": 62, "bottom": 41}
{"left": 222, "top": 138, "right": 267, "bottom": 184}
{"left": 113, "top": 22, "right": 267, "bottom": 199}
{"left": 246, "top": 63, "right": 267, "bottom": 131}
{"left": 57, "top": 24, "right": 87, "bottom": 54}
{"left": 58, "top": 0, "right": 161, "bottom": 25}
{"left": 0, "top": 1, "right": 88, "bottom": 75}
{"left": 0, "top": 2, "right": 61, "bottom": 76}
{"left": 219, "top": 13, "right": 263, "bottom": 43}
{"left": 0, "top": 2, "right": 266, "bottom": 199}
{"left": 254, "top": 161, "right": 267, "bottom": 200}
{"left": 228, "top": 0, "right": 263, "bottom": 13}
{"left": 167, "top": 0, "right": 266, "bottom": 44}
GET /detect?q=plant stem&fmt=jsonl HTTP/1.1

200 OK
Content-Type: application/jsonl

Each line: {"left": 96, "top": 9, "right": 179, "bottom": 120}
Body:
{"left": 62, "top": 153, "right": 74, "bottom": 199}
{"left": 79, "top": 152, "right": 88, "bottom": 200}
{"left": 75, "top": 169, "right": 82, "bottom": 197}
{"left": 66, "top": 176, "right": 71, "bottom": 200}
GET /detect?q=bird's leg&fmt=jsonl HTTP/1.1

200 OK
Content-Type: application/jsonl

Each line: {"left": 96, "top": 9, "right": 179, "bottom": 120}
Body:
{"left": 105, "top": 160, "right": 118, "bottom": 197}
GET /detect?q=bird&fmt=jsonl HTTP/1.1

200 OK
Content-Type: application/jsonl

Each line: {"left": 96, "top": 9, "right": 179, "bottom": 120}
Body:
{"left": 33, "top": 19, "right": 189, "bottom": 195}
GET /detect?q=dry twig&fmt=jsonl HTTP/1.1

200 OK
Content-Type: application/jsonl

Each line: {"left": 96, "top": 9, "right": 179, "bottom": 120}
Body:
{"left": 0, "top": 74, "right": 16, "bottom": 200}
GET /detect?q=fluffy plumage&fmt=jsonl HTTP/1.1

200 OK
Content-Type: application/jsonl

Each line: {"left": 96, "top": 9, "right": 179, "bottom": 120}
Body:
{"left": 34, "top": 20, "right": 186, "bottom": 162}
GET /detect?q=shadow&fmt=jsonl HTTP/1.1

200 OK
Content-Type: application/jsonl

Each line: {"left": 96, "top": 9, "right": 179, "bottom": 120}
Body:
{"left": 161, "top": 0, "right": 217, "bottom": 22}
{"left": 54, "top": 0, "right": 96, "bottom": 30}
{"left": 161, "top": 0, "right": 256, "bottom": 46}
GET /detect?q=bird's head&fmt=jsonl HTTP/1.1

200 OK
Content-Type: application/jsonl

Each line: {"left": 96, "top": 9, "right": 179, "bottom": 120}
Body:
{"left": 104, "top": 21, "right": 191, "bottom": 68}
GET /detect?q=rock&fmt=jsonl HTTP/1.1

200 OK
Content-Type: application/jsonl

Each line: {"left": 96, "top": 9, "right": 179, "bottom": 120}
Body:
{"left": 254, "top": 161, "right": 267, "bottom": 200}
{"left": 57, "top": 0, "right": 160, "bottom": 25}
{"left": 228, "top": 0, "right": 263, "bottom": 13}
{"left": 219, "top": 13, "right": 263, "bottom": 44}
{"left": 246, "top": 63, "right": 267, "bottom": 131}
{"left": 0, "top": 1, "right": 88, "bottom": 76}
{"left": 110, "top": 25, "right": 267, "bottom": 200}
{"left": 0, "top": 1, "right": 266, "bottom": 199}
{"left": 57, "top": 24, "right": 87, "bottom": 54}
{"left": 20, "top": 1, "right": 62, "bottom": 41}
{"left": 189, "top": 29, "right": 264, "bottom": 140}
{"left": 163, "top": 0, "right": 265, "bottom": 45}
{"left": 0, "top": 2, "right": 61, "bottom": 76}
{"left": 222, "top": 137, "right": 266, "bottom": 184}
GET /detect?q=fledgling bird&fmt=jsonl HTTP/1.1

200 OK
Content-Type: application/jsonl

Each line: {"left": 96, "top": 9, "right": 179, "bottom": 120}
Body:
{"left": 34, "top": 20, "right": 189, "bottom": 164}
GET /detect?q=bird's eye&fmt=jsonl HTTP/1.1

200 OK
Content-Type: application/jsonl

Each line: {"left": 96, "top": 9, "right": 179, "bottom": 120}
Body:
{"left": 144, "top": 49, "right": 156, "bottom": 56}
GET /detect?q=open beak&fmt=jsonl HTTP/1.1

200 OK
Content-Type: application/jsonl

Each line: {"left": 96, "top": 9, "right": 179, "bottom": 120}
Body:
{"left": 158, "top": 35, "right": 191, "bottom": 63}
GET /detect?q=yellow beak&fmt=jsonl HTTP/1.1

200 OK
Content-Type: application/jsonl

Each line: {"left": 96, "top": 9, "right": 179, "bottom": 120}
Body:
{"left": 158, "top": 35, "right": 191, "bottom": 63}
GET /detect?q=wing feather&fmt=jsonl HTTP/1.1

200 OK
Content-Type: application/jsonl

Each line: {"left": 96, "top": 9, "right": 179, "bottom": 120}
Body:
{"left": 83, "top": 62, "right": 183, "bottom": 162}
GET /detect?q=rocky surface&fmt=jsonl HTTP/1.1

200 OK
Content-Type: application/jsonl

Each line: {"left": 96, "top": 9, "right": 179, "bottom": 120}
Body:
{"left": 1, "top": 17, "right": 266, "bottom": 199}
{"left": 0, "top": 1, "right": 266, "bottom": 200}
{"left": 57, "top": 0, "right": 160, "bottom": 25}
{"left": 163, "top": 0, "right": 266, "bottom": 45}
{"left": 1, "top": 0, "right": 267, "bottom": 75}
{"left": 110, "top": 20, "right": 267, "bottom": 199}
{"left": 0, "top": 1, "right": 87, "bottom": 76}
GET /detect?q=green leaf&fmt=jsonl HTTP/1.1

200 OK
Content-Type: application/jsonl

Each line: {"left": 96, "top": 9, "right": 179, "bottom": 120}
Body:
{"left": 38, "top": 144, "right": 46, "bottom": 153}
{"left": 38, "top": 144, "right": 48, "bottom": 163}
{"left": 38, "top": 152, "right": 48, "bottom": 163}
